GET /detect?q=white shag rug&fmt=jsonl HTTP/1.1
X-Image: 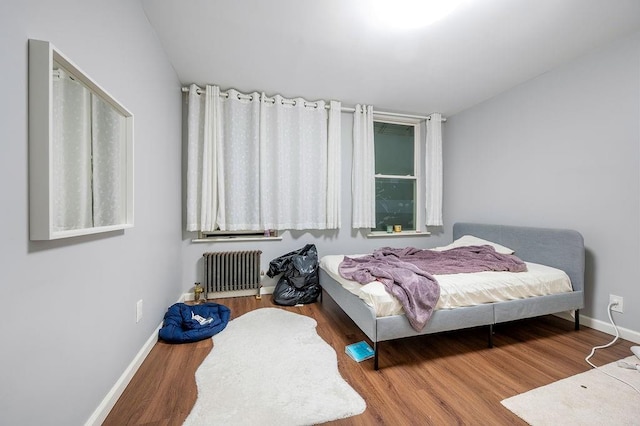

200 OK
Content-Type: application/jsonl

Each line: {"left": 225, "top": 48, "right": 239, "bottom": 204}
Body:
{"left": 501, "top": 355, "right": 640, "bottom": 425}
{"left": 184, "top": 308, "right": 366, "bottom": 425}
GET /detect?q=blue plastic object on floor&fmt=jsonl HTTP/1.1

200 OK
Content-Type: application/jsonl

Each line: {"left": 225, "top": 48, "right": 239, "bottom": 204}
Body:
{"left": 159, "top": 302, "right": 231, "bottom": 343}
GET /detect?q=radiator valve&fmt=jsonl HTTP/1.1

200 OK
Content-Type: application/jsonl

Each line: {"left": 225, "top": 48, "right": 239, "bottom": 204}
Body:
{"left": 194, "top": 282, "right": 204, "bottom": 303}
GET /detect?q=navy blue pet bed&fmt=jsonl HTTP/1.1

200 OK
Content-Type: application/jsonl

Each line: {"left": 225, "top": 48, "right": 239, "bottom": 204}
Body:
{"left": 158, "top": 302, "right": 231, "bottom": 343}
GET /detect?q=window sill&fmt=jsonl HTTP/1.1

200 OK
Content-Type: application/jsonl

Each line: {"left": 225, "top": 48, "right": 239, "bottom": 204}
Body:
{"left": 366, "top": 231, "right": 430, "bottom": 238}
{"left": 192, "top": 236, "right": 283, "bottom": 243}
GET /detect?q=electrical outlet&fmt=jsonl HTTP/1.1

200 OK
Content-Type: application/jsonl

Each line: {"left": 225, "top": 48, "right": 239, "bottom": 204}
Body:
{"left": 609, "top": 294, "right": 623, "bottom": 313}
{"left": 136, "top": 299, "right": 143, "bottom": 323}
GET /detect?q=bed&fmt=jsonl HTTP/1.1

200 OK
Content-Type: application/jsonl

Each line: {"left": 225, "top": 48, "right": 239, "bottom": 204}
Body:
{"left": 318, "top": 223, "right": 585, "bottom": 369}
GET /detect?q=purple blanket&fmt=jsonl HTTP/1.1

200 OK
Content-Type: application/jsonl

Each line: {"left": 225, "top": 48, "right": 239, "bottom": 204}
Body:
{"left": 339, "top": 245, "right": 527, "bottom": 331}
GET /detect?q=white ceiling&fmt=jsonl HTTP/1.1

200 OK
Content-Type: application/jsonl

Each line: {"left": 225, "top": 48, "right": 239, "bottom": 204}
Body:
{"left": 141, "top": 0, "right": 640, "bottom": 116}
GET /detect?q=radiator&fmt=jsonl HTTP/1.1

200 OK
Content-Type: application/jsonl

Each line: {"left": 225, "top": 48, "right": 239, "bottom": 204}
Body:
{"left": 203, "top": 250, "right": 263, "bottom": 299}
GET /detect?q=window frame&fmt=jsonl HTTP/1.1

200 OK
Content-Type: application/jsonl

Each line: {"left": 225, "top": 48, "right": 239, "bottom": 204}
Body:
{"left": 370, "top": 114, "right": 424, "bottom": 236}
{"left": 28, "top": 39, "right": 134, "bottom": 241}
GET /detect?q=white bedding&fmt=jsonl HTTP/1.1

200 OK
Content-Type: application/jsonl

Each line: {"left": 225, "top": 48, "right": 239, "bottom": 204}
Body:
{"left": 319, "top": 254, "right": 573, "bottom": 318}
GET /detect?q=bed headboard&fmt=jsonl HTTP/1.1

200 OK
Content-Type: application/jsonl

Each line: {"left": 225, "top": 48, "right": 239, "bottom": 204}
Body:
{"left": 453, "top": 223, "right": 585, "bottom": 293}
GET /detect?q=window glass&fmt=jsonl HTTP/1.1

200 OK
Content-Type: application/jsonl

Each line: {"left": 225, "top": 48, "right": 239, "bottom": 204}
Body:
{"left": 374, "top": 178, "right": 415, "bottom": 231}
{"left": 374, "top": 122, "right": 414, "bottom": 176}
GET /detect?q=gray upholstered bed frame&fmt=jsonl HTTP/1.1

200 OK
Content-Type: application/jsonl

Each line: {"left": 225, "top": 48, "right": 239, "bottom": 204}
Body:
{"left": 319, "top": 223, "right": 585, "bottom": 369}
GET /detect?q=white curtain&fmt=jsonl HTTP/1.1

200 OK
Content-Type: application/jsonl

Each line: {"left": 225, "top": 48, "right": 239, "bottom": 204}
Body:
{"left": 92, "top": 95, "right": 125, "bottom": 227}
{"left": 326, "top": 100, "right": 342, "bottom": 229}
{"left": 186, "top": 84, "right": 204, "bottom": 231}
{"left": 425, "top": 113, "right": 443, "bottom": 226}
{"left": 52, "top": 70, "right": 124, "bottom": 231}
{"left": 186, "top": 85, "right": 341, "bottom": 232}
{"left": 202, "top": 85, "right": 225, "bottom": 231}
{"left": 351, "top": 104, "right": 376, "bottom": 229}
{"left": 223, "top": 89, "right": 265, "bottom": 230}
{"left": 52, "top": 71, "right": 92, "bottom": 231}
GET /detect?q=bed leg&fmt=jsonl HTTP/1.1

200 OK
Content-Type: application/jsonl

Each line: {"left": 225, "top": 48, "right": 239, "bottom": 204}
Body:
{"left": 575, "top": 309, "right": 580, "bottom": 330}
{"left": 374, "top": 342, "right": 379, "bottom": 370}
{"left": 488, "top": 324, "right": 494, "bottom": 348}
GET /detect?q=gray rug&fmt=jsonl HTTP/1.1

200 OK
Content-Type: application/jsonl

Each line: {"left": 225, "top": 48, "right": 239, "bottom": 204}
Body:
{"left": 184, "top": 308, "right": 366, "bottom": 425}
{"left": 501, "top": 355, "right": 640, "bottom": 425}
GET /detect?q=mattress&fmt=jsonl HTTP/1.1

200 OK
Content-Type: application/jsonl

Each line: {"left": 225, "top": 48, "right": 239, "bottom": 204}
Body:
{"left": 319, "top": 254, "right": 573, "bottom": 317}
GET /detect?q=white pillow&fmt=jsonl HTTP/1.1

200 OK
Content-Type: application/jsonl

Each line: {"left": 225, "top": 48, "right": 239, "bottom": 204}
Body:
{"left": 431, "top": 235, "right": 515, "bottom": 255}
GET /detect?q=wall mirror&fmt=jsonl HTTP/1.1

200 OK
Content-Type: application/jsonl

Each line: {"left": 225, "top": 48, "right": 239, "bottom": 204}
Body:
{"left": 29, "top": 39, "right": 133, "bottom": 240}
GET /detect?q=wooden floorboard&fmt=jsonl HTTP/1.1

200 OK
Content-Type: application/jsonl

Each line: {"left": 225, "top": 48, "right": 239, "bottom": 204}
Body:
{"left": 104, "top": 294, "right": 634, "bottom": 425}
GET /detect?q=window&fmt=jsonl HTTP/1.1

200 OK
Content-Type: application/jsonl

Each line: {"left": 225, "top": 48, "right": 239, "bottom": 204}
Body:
{"left": 373, "top": 116, "right": 421, "bottom": 232}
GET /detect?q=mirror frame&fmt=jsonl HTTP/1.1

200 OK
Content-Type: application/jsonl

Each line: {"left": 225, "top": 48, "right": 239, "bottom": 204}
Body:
{"left": 28, "top": 39, "right": 134, "bottom": 240}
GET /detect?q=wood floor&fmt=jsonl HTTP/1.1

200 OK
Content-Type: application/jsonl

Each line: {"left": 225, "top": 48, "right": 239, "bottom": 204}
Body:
{"left": 104, "top": 294, "right": 634, "bottom": 425}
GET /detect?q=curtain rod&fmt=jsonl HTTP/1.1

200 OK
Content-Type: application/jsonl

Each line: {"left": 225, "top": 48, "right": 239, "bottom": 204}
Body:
{"left": 181, "top": 86, "right": 446, "bottom": 121}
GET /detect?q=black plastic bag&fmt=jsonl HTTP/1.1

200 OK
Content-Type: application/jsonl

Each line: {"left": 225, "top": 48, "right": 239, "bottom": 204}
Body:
{"left": 267, "top": 244, "right": 321, "bottom": 306}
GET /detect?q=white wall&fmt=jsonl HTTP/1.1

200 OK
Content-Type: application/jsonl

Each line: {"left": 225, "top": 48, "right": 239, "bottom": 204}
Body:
{"left": 0, "top": 1, "right": 182, "bottom": 424}
{"left": 443, "top": 32, "right": 640, "bottom": 333}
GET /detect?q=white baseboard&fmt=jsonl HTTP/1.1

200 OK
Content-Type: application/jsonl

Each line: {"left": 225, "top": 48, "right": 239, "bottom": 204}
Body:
{"left": 182, "top": 285, "right": 275, "bottom": 302}
{"left": 261, "top": 285, "right": 275, "bottom": 295}
{"left": 85, "top": 320, "right": 163, "bottom": 426}
{"left": 85, "top": 294, "right": 189, "bottom": 426}
{"left": 554, "top": 311, "right": 640, "bottom": 344}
